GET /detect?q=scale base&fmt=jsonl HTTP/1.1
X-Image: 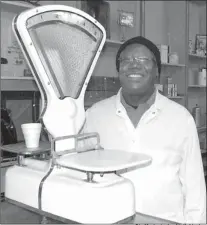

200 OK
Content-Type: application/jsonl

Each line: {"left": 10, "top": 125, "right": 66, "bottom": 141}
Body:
{"left": 5, "top": 161, "right": 135, "bottom": 224}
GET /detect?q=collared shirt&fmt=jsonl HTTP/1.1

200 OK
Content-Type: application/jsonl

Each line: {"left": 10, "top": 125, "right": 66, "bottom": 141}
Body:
{"left": 82, "top": 89, "right": 206, "bottom": 223}
{"left": 120, "top": 89, "right": 156, "bottom": 127}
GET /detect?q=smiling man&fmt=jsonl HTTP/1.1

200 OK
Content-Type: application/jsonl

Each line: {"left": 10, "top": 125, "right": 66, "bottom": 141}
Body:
{"left": 82, "top": 36, "right": 206, "bottom": 223}
{"left": 117, "top": 38, "right": 160, "bottom": 126}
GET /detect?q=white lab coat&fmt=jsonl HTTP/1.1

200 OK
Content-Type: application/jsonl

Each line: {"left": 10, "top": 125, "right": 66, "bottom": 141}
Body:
{"left": 83, "top": 89, "right": 206, "bottom": 223}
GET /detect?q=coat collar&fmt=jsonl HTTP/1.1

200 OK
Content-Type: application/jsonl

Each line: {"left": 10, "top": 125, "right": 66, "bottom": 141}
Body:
{"left": 115, "top": 87, "right": 168, "bottom": 114}
{"left": 120, "top": 88, "right": 156, "bottom": 110}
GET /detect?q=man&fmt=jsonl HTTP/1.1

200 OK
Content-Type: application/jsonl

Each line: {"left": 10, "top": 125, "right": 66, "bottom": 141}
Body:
{"left": 82, "top": 36, "right": 206, "bottom": 223}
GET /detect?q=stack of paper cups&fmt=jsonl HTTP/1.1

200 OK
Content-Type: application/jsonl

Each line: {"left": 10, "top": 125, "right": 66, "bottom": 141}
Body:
{"left": 21, "top": 123, "right": 42, "bottom": 148}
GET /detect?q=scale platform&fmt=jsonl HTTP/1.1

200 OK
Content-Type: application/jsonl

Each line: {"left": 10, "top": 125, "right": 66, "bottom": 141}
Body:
{"left": 57, "top": 149, "right": 152, "bottom": 173}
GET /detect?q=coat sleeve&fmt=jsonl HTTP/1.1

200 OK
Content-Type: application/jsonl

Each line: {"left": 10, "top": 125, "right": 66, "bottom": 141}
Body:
{"left": 179, "top": 116, "right": 206, "bottom": 223}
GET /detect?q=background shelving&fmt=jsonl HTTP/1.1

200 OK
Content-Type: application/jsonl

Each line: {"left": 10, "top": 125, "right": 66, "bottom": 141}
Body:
{"left": 1, "top": 76, "right": 34, "bottom": 80}
{"left": 162, "top": 63, "right": 186, "bottom": 67}
{"left": 168, "top": 96, "right": 184, "bottom": 99}
{"left": 189, "top": 53, "right": 206, "bottom": 59}
{"left": 187, "top": 0, "right": 206, "bottom": 132}
{"left": 1, "top": 76, "right": 38, "bottom": 91}
{"left": 197, "top": 126, "right": 206, "bottom": 133}
{"left": 105, "top": 39, "right": 123, "bottom": 46}
{"left": 201, "top": 149, "right": 207, "bottom": 154}
{"left": 188, "top": 85, "right": 206, "bottom": 88}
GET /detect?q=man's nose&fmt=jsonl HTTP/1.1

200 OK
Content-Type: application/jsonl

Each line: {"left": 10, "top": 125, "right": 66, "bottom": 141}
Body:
{"left": 129, "top": 60, "right": 143, "bottom": 69}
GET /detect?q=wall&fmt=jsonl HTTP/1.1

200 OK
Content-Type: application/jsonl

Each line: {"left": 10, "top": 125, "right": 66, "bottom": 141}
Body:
{"left": 199, "top": 5, "right": 206, "bottom": 34}
{"left": 145, "top": 1, "right": 168, "bottom": 45}
{"left": 164, "top": 1, "right": 187, "bottom": 108}
{"left": 145, "top": 1, "right": 186, "bottom": 107}
{"left": 145, "top": 1, "right": 187, "bottom": 62}
{"left": 93, "top": 46, "right": 118, "bottom": 77}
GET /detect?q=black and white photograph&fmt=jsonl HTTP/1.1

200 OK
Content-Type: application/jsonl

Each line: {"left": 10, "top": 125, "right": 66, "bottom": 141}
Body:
{"left": 195, "top": 34, "right": 206, "bottom": 56}
{"left": 1, "top": 0, "right": 206, "bottom": 224}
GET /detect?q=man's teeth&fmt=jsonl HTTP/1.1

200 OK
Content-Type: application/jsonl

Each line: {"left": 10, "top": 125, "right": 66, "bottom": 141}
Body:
{"left": 128, "top": 74, "right": 142, "bottom": 78}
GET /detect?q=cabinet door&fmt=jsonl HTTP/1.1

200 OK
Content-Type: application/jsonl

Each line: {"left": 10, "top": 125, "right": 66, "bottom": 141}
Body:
{"left": 108, "top": 1, "right": 140, "bottom": 42}
{"left": 118, "top": 1, "right": 140, "bottom": 41}
{"left": 188, "top": 1, "right": 206, "bottom": 116}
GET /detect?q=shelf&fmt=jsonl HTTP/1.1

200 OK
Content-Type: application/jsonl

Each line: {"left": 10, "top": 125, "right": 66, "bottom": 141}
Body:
{"left": 105, "top": 39, "right": 124, "bottom": 46}
{"left": 1, "top": 76, "right": 38, "bottom": 91}
{"left": 189, "top": 53, "right": 206, "bottom": 59}
{"left": 188, "top": 85, "right": 206, "bottom": 88}
{"left": 197, "top": 126, "right": 206, "bottom": 133}
{"left": 1, "top": 1, "right": 34, "bottom": 13}
{"left": 161, "top": 63, "right": 185, "bottom": 67}
{"left": 168, "top": 96, "right": 184, "bottom": 99}
{"left": 189, "top": 0, "right": 206, "bottom": 6}
{"left": 1, "top": 157, "right": 17, "bottom": 168}
{"left": 1, "top": 76, "right": 34, "bottom": 80}
{"left": 201, "top": 149, "right": 207, "bottom": 154}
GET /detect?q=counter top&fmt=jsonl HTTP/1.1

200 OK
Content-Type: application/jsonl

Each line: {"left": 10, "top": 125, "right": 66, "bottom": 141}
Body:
{"left": 1, "top": 201, "right": 176, "bottom": 224}
{"left": 1, "top": 141, "right": 50, "bottom": 155}
{"left": 133, "top": 212, "right": 176, "bottom": 224}
{"left": 1, "top": 76, "right": 38, "bottom": 91}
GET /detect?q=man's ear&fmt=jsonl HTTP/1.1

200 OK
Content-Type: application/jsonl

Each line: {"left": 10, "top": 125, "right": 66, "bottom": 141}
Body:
{"left": 116, "top": 69, "right": 120, "bottom": 78}
{"left": 154, "top": 67, "right": 160, "bottom": 83}
{"left": 155, "top": 74, "right": 159, "bottom": 83}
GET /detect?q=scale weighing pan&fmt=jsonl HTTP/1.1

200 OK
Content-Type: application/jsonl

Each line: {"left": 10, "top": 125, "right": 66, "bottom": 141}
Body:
{"left": 57, "top": 150, "right": 152, "bottom": 173}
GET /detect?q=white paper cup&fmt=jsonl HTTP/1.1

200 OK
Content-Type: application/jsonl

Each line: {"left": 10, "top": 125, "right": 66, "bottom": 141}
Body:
{"left": 21, "top": 123, "right": 42, "bottom": 148}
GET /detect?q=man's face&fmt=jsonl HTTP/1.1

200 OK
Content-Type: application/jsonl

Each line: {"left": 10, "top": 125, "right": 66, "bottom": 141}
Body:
{"left": 118, "top": 44, "right": 158, "bottom": 95}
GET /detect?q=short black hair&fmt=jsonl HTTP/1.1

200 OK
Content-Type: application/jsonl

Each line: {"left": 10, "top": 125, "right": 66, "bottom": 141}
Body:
{"left": 116, "top": 36, "right": 161, "bottom": 76}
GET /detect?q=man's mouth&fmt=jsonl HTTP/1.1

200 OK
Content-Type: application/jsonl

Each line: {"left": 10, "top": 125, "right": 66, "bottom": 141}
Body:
{"left": 127, "top": 74, "right": 144, "bottom": 78}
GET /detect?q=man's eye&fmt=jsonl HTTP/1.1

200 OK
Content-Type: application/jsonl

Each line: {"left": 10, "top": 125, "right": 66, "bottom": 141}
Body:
{"left": 121, "top": 59, "right": 131, "bottom": 64}
{"left": 138, "top": 58, "right": 148, "bottom": 63}
{"left": 124, "top": 59, "right": 132, "bottom": 63}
